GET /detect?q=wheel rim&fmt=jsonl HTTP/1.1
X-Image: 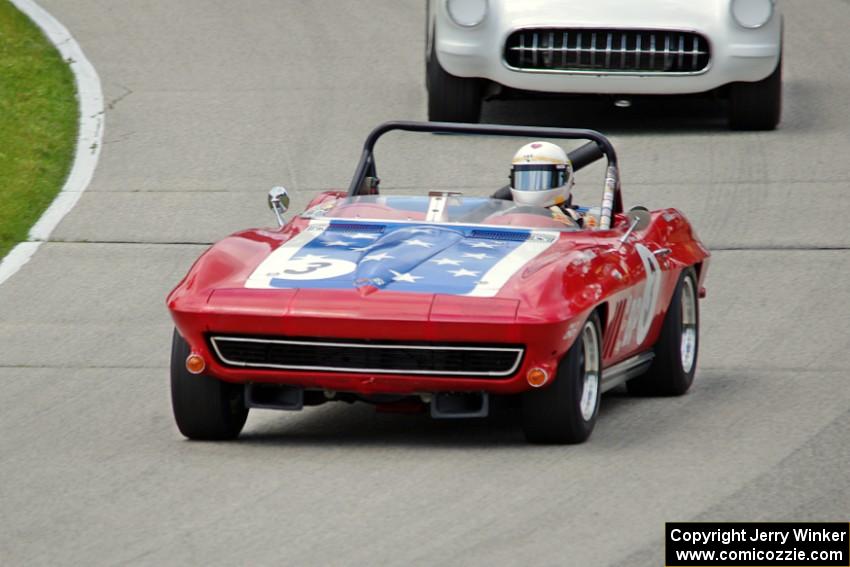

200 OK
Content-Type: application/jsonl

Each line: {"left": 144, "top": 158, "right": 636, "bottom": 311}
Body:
{"left": 579, "top": 321, "right": 601, "bottom": 421}
{"left": 680, "top": 276, "right": 698, "bottom": 374}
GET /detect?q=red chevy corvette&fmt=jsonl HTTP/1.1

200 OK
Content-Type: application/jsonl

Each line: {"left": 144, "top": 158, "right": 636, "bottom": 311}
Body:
{"left": 167, "top": 121, "right": 709, "bottom": 444}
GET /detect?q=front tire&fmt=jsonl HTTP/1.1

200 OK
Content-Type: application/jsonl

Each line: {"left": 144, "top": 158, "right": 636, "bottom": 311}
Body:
{"left": 170, "top": 330, "right": 248, "bottom": 440}
{"left": 728, "top": 54, "right": 782, "bottom": 131}
{"left": 522, "top": 312, "right": 603, "bottom": 444}
{"left": 426, "top": 42, "right": 482, "bottom": 123}
{"left": 627, "top": 268, "right": 699, "bottom": 396}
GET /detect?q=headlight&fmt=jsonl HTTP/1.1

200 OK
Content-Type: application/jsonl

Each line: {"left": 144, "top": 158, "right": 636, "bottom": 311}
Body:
{"left": 731, "top": 0, "right": 774, "bottom": 29}
{"left": 446, "top": 0, "right": 488, "bottom": 27}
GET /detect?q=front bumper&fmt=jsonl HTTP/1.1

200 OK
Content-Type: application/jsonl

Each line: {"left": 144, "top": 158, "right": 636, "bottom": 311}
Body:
{"left": 171, "top": 293, "right": 583, "bottom": 396}
{"left": 435, "top": 9, "right": 781, "bottom": 95}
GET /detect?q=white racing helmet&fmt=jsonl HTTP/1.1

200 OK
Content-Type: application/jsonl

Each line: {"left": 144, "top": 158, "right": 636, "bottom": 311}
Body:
{"left": 510, "top": 141, "right": 574, "bottom": 208}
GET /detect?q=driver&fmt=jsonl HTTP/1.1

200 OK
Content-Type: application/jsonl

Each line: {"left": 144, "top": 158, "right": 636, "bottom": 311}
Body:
{"left": 510, "top": 141, "right": 592, "bottom": 227}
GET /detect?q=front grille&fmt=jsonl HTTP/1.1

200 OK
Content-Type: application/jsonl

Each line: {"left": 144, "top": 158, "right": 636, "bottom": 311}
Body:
{"left": 210, "top": 336, "right": 524, "bottom": 377}
{"left": 504, "top": 28, "right": 710, "bottom": 74}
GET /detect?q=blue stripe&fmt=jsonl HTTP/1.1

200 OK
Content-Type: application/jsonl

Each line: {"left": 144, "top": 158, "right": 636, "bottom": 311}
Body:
{"left": 268, "top": 221, "right": 531, "bottom": 294}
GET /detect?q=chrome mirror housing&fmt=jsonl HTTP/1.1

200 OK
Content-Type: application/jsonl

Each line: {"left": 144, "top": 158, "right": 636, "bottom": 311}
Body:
{"left": 625, "top": 208, "right": 651, "bottom": 232}
{"left": 617, "top": 208, "right": 652, "bottom": 249}
{"left": 268, "top": 186, "right": 290, "bottom": 227}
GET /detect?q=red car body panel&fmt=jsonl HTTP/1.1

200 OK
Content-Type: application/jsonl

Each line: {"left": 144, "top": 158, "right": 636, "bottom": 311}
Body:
{"left": 167, "top": 191, "right": 709, "bottom": 395}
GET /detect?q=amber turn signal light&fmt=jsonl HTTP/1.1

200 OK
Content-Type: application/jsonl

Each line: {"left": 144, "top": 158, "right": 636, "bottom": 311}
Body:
{"left": 526, "top": 368, "right": 549, "bottom": 388}
{"left": 185, "top": 353, "right": 206, "bottom": 375}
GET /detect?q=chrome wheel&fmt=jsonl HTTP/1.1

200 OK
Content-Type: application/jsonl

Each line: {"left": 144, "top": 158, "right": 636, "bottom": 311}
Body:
{"left": 579, "top": 320, "right": 601, "bottom": 421}
{"left": 680, "top": 275, "right": 698, "bottom": 374}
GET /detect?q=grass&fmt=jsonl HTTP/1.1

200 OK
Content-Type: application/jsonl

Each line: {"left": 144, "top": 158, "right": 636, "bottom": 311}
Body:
{"left": 0, "top": 0, "right": 78, "bottom": 260}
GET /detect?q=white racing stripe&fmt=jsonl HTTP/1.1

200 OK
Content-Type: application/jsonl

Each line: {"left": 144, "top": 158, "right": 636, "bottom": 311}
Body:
{"left": 465, "top": 231, "right": 559, "bottom": 297}
{"left": 0, "top": 0, "right": 104, "bottom": 286}
{"left": 244, "top": 220, "right": 330, "bottom": 288}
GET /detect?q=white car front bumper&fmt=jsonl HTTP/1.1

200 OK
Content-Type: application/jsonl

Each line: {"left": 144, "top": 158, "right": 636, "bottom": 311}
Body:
{"left": 433, "top": 1, "right": 781, "bottom": 96}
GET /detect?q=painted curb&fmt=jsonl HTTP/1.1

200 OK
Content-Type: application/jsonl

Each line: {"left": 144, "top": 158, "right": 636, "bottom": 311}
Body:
{"left": 0, "top": 0, "right": 104, "bottom": 286}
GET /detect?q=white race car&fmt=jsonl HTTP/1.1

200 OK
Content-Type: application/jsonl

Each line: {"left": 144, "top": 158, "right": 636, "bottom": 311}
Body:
{"left": 426, "top": 0, "right": 782, "bottom": 130}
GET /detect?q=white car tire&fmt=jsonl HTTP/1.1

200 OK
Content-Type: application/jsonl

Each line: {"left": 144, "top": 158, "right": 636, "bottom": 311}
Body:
{"left": 728, "top": 54, "right": 782, "bottom": 131}
{"left": 427, "top": 44, "right": 483, "bottom": 123}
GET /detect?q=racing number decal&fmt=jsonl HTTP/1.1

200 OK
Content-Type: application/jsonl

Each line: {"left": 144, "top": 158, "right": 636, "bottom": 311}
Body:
{"left": 634, "top": 244, "right": 662, "bottom": 344}
{"left": 621, "top": 244, "right": 663, "bottom": 347}
{"left": 269, "top": 256, "right": 356, "bottom": 280}
{"left": 284, "top": 260, "right": 332, "bottom": 275}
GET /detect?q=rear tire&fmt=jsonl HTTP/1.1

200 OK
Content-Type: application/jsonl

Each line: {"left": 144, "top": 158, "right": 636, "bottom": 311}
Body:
{"left": 170, "top": 330, "right": 248, "bottom": 440}
{"left": 522, "top": 312, "right": 602, "bottom": 444}
{"left": 627, "top": 268, "right": 699, "bottom": 396}
{"left": 426, "top": 43, "right": 482, "bottom": 123}
{"left": 728, "top": 54, "right": 782, "bottom": 131}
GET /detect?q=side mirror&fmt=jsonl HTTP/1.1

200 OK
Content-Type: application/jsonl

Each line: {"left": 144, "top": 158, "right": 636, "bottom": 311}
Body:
{"left": 625, "top": 208, "right": 651, "bottom": 232}
{"left": 268, "top": 186, "right": 290, "bottom": 227}
{"left": 617, "top": 209, "right": 651, "bottom": 248}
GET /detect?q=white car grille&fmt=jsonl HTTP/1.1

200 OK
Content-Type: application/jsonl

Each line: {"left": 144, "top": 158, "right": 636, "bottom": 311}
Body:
{"left": 504, "top": 28, "right": 711, "bottom": 75}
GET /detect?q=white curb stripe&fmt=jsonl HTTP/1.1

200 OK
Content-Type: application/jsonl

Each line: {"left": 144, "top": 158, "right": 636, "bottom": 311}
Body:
{"left": 0, "top": 0, "right": 104, "bottom": 286}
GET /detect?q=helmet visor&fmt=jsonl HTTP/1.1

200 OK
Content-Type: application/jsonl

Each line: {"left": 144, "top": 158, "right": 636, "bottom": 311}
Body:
{"left": 511, "top": 165, "right": 568, "bottom": 192}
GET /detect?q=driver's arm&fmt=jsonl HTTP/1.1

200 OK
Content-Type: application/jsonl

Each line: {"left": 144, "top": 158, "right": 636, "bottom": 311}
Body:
{"left": 548, "top": 205, "right": 580, "bottom": 227}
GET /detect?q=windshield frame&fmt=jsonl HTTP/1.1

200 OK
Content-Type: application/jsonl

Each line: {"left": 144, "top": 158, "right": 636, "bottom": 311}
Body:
{"left": 300, "top": 195, "right": 583, "bottom": 232}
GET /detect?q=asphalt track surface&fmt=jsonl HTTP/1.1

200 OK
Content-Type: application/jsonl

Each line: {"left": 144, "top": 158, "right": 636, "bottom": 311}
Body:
{"left": 1, "top": 1, "right": 849, "bottom": 565}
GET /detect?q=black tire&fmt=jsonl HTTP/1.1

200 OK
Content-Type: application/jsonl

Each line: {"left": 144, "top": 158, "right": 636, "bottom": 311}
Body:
{"left": 728, "top": 54, "right": 782, "bottom": 131}
{"left": 522, "top": 312, "right": 603, "bottom": 444}
{"left": 425, "top": 11, "right": 433, "bottom": 91}
{"left": 426, "top": 42, "right": 482, "bottom": 123}
{"left": 170, "top": 330, "right": 248, "bottom": 440}
{"left": 627, "top": 268, "right": 699, "bottom": 396}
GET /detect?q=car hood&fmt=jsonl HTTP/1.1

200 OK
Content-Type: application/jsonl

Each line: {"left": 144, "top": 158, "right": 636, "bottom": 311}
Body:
{"left": 496, "top": 0, "right": 724, "bottom": 29}
{"left": 244, "top": 219, "right": 564, "bottom": 298}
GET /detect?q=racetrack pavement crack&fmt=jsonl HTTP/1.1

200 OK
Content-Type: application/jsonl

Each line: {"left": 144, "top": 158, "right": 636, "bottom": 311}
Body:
{"left": 35, "top": 241, "right": 850, "bottom": 251}
{"left": 0, "top": 364, "right": 168, "bottom": 369}
{"left": 41, "top": 240, "right": 212, "bottom": 246}
{"left": 709, "top": 245, "right": 850, "bottom": 251}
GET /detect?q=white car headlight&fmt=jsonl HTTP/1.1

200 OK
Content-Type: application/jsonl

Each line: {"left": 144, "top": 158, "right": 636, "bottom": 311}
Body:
{"left": 446, "top": 0, "right": 488, "bottom": 27}
{"left": 731, "top": 0, "right": 774, "bottom": 29}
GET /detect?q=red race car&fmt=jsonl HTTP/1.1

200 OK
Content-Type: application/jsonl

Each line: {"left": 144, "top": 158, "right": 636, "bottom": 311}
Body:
{"left": 167, "top": 121, "right": 709, "bottom": 444}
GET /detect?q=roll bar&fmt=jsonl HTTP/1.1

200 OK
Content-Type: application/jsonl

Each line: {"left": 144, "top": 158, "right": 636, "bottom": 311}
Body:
{"left": 347, "top": 121, "right": 623, "bottom": 228}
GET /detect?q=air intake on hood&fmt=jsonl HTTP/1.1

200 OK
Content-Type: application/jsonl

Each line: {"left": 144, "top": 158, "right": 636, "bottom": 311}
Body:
{"left": 469, "top": 229, "right": 529, "bottom": 242}
{"left": 327, "top": 223, "right": 385, "bottom": 233}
